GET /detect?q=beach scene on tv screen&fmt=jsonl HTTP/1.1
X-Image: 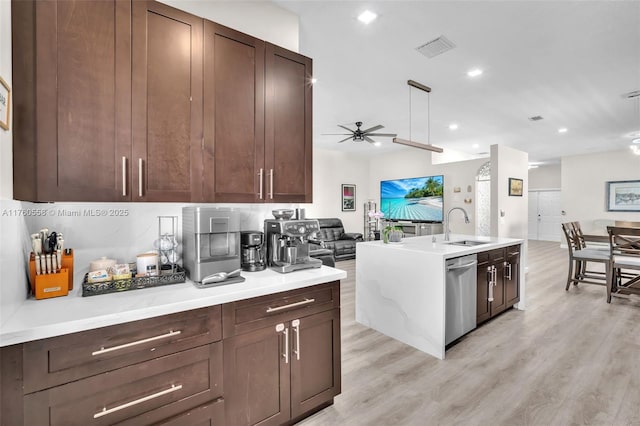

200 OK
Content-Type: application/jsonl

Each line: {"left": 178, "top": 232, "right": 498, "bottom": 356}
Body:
{"left": 380, "top": 176, "right": 444, "bottom": 221}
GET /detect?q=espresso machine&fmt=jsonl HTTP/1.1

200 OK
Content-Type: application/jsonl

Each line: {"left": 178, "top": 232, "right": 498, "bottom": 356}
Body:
{"left": 240, "top": 231, "right": 266, "bottom": 272}
{"left": 265, "top": 212, "right": 323, "bottom": 274}
{"left": 182, "top": 207, "right": 245, "bottom": 286}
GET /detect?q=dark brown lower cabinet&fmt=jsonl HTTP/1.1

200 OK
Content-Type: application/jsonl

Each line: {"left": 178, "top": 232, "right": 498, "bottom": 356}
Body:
{"left": 0, "top": 281, "right": 341, "bottom": 425}
{"left": 476, "top": 245, "right": 521, "bottom": 325}
{"left": 224, "top": 309, "right": 341, "bottom": 426}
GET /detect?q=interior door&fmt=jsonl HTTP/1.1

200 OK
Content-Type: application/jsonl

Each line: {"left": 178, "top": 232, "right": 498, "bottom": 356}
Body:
{"left": 528, "top": 190, "right": 561, "bottom": 241}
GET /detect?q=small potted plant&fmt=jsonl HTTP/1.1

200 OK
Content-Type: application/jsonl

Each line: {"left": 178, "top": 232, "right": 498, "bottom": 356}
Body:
{"left": 382, "top": 224, "right": 404, "bottom": 244}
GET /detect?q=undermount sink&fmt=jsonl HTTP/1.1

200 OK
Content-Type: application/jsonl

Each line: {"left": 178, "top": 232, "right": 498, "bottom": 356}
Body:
{"left": 447, "top": 240, "right": 488, "bottom": 247}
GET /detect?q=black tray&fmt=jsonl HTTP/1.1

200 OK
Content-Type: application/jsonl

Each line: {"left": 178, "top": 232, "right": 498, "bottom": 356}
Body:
{"left": 82, "top": 266, "right": 186, "bottom": 297}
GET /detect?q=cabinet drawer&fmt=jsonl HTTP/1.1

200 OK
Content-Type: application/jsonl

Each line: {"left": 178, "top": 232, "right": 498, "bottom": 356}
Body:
{"left": 24, "top": 305, "right": 221, "bottom": 393}
{"left": 154, "top": 397, "right": 224, "bottom": 426}
{"left": 24, "top": 343, "right": 223, "bottom": 426}
{"left": 222, "top": 281, "right": 340, "bottom": 337}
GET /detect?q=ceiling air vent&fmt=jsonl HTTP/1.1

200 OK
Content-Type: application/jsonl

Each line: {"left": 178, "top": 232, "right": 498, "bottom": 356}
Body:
{"left": 622, "top": 90, "right": 640, "bottom": 99}
{"left": 528, "top": 115, "right": 544, "bottom": 121}
{"left": 416, "top": 35, "right": 456, "bottom": 59}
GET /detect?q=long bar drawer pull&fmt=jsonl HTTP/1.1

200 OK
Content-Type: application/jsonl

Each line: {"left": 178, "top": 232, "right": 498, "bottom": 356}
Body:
{"left": 266, "top": 298, "right": 315, "bottom": 313}
{"left": 93, "top": 384, "right": 182, "bottom": 418}
{"left": 92, "top": 330, "right": 182, "bottom": 356}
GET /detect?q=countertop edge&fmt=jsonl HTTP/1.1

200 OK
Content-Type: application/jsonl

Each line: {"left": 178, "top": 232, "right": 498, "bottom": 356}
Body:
{"left": 0, "top": 267, "right": 347, "bottom": 347}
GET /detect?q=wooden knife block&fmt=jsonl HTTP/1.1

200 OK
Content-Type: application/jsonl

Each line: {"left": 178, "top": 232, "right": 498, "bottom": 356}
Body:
{"left": 29, "top": 249, "right": 74, "bottom": 299}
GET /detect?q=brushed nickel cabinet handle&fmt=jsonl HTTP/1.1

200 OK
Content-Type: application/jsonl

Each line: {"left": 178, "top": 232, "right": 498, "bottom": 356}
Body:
{"left": 91, "top": 330, "right": 181, "bottom": 356}
{"left": 493, "top": 265, "right": 497, "bottom": 287}
{"left": 266, "top": 298, "right": 315, "bottom": 313}
{"left": 269, "top": 168, "right": 274, "bottom": 199}
{"left": 505, "top": 262, "right": 512, "bottom": 280}
{"left": 292, "top": 319, "right": 300, "bottom": 360}
{"left": 122, "top": 157, "right": 127, "bottom": 196}
{"left": 138, "top": 158, "right": 143, "bottom": 197}
{"left": 276, "top": 323, "right": 288, "bottom": 364}
{"left": 258, "top": 168, "right": 264, "bottom": 200}
{"left": 93, "top": 384, "right": 182, "bottom": 418}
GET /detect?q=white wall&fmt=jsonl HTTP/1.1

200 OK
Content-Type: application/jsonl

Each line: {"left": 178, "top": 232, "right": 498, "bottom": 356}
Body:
{"left": 160, "top": 0, "right": 299, "bottom": 52}
{"left": 490, "top": 144, "right": 529, "bottom": 239}
{"left": 561, "top": 149, "right": 640, "bottom": 231}
{"left": 305, "top": 149, "right": 369, "bottom": 234}
{"left": 529, "top": 164, "right": 561, "bottom": 190}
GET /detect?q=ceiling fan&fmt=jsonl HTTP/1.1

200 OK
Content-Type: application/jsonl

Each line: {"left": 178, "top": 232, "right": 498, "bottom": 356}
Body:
{"left": 323, "top": 121, "right": 397, "bottom": 144}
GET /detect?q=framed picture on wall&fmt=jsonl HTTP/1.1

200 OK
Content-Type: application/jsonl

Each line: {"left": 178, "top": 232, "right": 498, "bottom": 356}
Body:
{"left": 342, "top": 184, "right": 356, "bottom": 211}
{"left": 0, "top": 76, "right": 10, "bottom": 131}
{"left": 508, "top": 178, "right": 523, "bottom": 196}
{"left": 607, "top": 180, "right": 640, "bottom": 212}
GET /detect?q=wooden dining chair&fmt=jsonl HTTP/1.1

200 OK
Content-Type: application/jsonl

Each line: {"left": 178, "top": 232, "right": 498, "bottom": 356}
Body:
{"left": 561, "top": 223, "right": 609, "bottom": 290}
{"left": 606, "top": 226, "right": 640, "bottom": 303}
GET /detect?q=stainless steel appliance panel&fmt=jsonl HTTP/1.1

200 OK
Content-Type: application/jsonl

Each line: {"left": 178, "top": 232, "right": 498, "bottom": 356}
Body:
{"left": 445, "top": 254, "right": 478, "bottom": 345}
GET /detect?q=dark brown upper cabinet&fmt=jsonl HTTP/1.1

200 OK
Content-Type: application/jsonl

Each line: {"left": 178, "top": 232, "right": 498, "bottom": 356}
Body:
{"left": 203, "top": 26, "right": 313, "bottom": 203}
{"left": 131, "top": 0, "right": 203, "bottom": 202}
{"left": 12, "top": 0, "right": 132, "bottom": 202}
{"left": 12, "top": 0, "right": 311, "bottom": 203}
{"left": 203, "top": 22, "right": 266, "bottom": 203}
{"left": 265, "top": 43, "right": 313, "bottom": 203}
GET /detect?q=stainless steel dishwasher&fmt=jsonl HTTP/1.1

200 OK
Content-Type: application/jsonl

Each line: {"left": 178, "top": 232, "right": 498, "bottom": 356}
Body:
{"left": 445, "top": 254, "right": 478, "bottom": 345}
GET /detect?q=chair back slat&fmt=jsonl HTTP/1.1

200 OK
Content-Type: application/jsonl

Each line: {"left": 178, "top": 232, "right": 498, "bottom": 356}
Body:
{"left": 607, "top": 226, "right": 640, "bottom": 257}
{"left": 570, "top": 221, "right": 587, "bottom": 249}
{"left": 562, "top": 222, "right": 581, "bottom": 253}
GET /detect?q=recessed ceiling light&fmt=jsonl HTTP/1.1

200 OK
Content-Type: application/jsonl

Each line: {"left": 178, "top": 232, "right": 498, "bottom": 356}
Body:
{"left": 528, "top": 165, "right": 539, "bottom": 169}
{"left": 472, "top": 143, "right": 479, "bottom": 149}
{"left": 373, "top": 141, "right": 381, "bottom": 147}
{"left": 311, "top": 78, "right": 317, "bottom": 84}
{"left": 558, "top": 128, "right": 568, "bottom": 133}
{"left": 449, "top": 123, "right": 459, "bottom": 130}
{"left": 357, "top": 10, "right": 377, "bottom": 24}
{"left": 467, "top": 68, "right": 483, "bottom": 77}
{"left": 632, "top": 138, "right": 640, "bottom": 144}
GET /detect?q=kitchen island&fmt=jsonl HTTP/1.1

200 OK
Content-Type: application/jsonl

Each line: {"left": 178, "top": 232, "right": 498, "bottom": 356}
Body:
{"left": 355, "top": 234, "right": 524, "bottom": 360}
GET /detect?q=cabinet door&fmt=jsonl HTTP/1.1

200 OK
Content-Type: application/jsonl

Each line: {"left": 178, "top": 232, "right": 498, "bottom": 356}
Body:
{"left": 13, "top": 0, "right": 131, "bottom": 201}
{"left": 224, "top": 324, "right": 290, "bottom": 426}
{"left": 290, "top": 309, "right": 341, "bottom": 420}
{"left": 505, "top": 246, "right": 521, "bottom": 307}
{"left": 264, "top": 43, "right": 313, "bottom": 203}
{"left": 132, "top": 1, "right": 203, "bottom": 202}
{"left": 203, "top": 22, "right": 265, "bottom": 202}
{"left": 476, "top": 262, "right": 492, "bottom": 325}
{"left": 491, "top": 261, "right": 507, "bottom": 316}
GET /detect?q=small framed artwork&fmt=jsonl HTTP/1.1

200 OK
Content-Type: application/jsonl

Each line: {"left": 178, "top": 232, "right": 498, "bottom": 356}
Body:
{"left": 607, "top": 180, "right": 640, "bottom": 212}
{"left": 0, "top": 76, "right": 10, "bottom": 131}
{"left": 508, "top": 178, "right": 523, "bottom": 196}
{"left": 342, "top": 184, "right": 356, "bottom": 211}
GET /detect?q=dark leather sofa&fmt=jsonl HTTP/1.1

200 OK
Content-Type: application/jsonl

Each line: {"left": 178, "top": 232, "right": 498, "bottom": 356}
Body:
{"left": 310, "top": 218, "right": 363, "bottom": 261}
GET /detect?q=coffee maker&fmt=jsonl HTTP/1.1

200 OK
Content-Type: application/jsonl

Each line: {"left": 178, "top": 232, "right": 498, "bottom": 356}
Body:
{"left": 265, "top": 212, "right": 322, "bottom": 274}
{"left": 182, "top": 207, "right": 245, "bottom": 285}
{"left": 240, "top": 231, "right": 266, "bottom": 272}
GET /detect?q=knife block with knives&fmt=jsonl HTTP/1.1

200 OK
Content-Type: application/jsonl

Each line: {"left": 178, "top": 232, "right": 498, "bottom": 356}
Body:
{"left": 29, "top": 249, "right": 74, "bottom": 300}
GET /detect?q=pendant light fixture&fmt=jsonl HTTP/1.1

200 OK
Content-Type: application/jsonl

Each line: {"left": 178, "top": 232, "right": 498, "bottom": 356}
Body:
{"left": 393, "top": 80, "right": 443, "bottom": 153}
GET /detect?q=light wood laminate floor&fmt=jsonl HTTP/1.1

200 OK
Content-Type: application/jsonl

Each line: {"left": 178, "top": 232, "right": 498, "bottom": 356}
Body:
{"left": 299, "top": 240, "right": 640, "bottom": 426}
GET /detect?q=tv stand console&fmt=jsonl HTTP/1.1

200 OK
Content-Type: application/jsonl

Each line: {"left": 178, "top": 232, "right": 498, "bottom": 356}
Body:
{"left": 388, "top": 221, "right": 444, "bottom": 238}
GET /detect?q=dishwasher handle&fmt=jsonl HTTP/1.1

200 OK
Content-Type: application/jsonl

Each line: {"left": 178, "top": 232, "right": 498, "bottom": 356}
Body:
{"left": 446, "top": 260, "right": 478, "bottom": 272}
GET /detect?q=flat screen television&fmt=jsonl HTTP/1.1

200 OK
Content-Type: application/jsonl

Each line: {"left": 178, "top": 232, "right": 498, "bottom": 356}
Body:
{"left": 380, "top": 175, "right": 444, "bottom": 222}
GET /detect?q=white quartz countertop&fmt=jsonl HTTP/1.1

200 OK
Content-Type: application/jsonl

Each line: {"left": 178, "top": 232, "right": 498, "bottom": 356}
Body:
{"left": 359, "top": 234, "right": 523, "bottom": 258}
{"left": 0, "top": 266, "right": 347, "bottom": 347}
